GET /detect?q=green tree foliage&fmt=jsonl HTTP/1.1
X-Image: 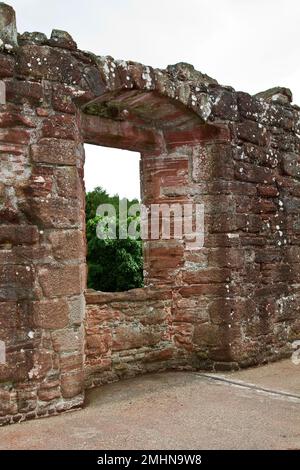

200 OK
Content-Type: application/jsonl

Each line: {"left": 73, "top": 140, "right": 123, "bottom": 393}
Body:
{"left": 86, "top": 187, "right": 143, "bottom": 292}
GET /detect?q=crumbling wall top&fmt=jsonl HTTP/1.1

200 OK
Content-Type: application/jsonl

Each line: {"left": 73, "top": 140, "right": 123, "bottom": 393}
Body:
{"left": 0, "top": 2, "right": 295, "bottom": 126}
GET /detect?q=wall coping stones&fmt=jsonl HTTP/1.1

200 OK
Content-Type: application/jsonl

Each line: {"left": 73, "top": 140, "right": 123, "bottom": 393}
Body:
{"left": 85, "top": 288, "right": 172, "bottom": 304}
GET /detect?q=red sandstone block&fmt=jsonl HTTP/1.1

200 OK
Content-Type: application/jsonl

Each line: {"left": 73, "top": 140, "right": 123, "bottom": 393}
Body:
{"left": 208, "top": 180, "right": 257, "bottom": 196}
{"left": 32, "top": 299, "right": 69, "bottom": 329}
{"left": 192, "top": 322, "right": 221, "bottom": 347}
{"left": 144, "top": 241, "right": 184, "bottom": 258}
{"left": 86, "top": 332, "right": 111, "bottom": 355}
{"left": 208, "top": 298, "right": 244, "bottom": 325}
{"left": 54, "top": 167, "right": 81, "bottom": 199}
{"left": 17, "top": 388, "right": 37, "bottom": 413}
{"left": 237, "top": 92, "right": 264, "bottom": 121}
{"left": 242, "top": 142, "right": 280, "bottom": 169}
{"left": 207, "top": 213, "right": 238, "bottom": 233}
{"left": 240, "top": 236, "right": 266, "bottom": 247}
{"left": 267, "top": 105, "right": 294, "bottom": 131}
{"left": 112, "top": 325, "right": 162, "bottom": 351}
{"left": 51, "top": 83, "right": 77, "bottom": 114}
{"left": 0, "top": 389, "right": 18, "bottom": 416}
{"left": 0, "top": 225, "right": 39, "bottom": 245}
{"left": 48, "top": 229, "right": 85, "bottom": 261}
{"left": 36, "top": 108, "right": 50, "bottom": 117}
{"left": 257, "top": 184, "right": 279, "bottom": 197}
{"left": 68, "top": 295, "right": 86, "bottom": 326}
{"left": 178, "top": 284, "right": 229, "bottom": 297}
{"left": 0, "top": 302, "right": 18, "bottom": 329}
{"left": 211, "top": 89, "right": 238, "bottom": 121}
{"left": 258, "top": 198, "right": 278, "bottom": 214}
{"left": 254, "top": 248, "right": 282, "bottom": 263}
{"left": 173, "top": 323, "right": 194, "bottom": 351}
{"left": 38, "top": 264, "right": 85, "bottom": 298}
{"left": 0, "top": 265, "right": 33, "bottom": 288}
{"left": 60, "top": 370, "right": 83, "bottom": 398}
{"left": 5, "top": 79, "right": 43, "bottom": 107}
{"left": 16, "top": 45, "right": 81, "bottom": 85}
{"left": 41, "top": 114, "right": 79, "bottom": 141}
{"left": 51, "top": 326, "right": 84, "bottom": 353}
{"left": 283, "top": 196, "right": 300, "bottom": 213}
{"left": 129, "top": 62, "right": 155, "bottom": 91}
{"left": 282, "top": 153, "right": 300, "bottom": 179}
{"left": 182, "top": 268, "right": 231, "bottom": 284}
{"left": 261, "top": 264, "right": 300, "bottom": 283}
{"left": 236, "top": 214, "right": 262, "bottom": 233}
{"left": 235, "top": 162, "right": 274, "bottom": 184}
{"left": 208, "top": 248, "right": 245, "bottom": 268}
{"left": 20, "top": 197, "right": 81, "bottom": 229}
{"left": 235, "top": 195, "right": 277, "bottom": 214}
{"left": 139, "top": 306, "right": 170, "bottom": 326}
{"left": 25, "top": 166, "right": 54, "bottom": 197}
{"left": 59, "top": 353, "right": 83, "bottom": 373}
{"left": 0, "top": 55, "right": 15, "bottom": 78}
{"left": 0, "top": 350, "right": 33, "bottom": 383}
{"left": 38, "top": 386, "right": 61, "bottom": 402}
{"left": 165, "top": 123, "right": 230, "bottom": 149}
{"left": 0, "top": 142, "right": 27, "bottom": 155}
{"left": 82, "top": 114, "right": 158, "bottom": 153}
{"left": 235, "top": 120, "right": 268, "bottom": 146}
{"left": 192, "top": 144, "right": 234, "bottom": 182}
{"left": 0, "top": 111, "right": 36, "bottom": 128}
{"left": 142, "top": 347, "right": 174, "bottom": 363}
{"left": 0, "top": 128, "right": 31, "bottom": 145}
{"left": 30, "top": 138, "right": 78, "bottom": 165}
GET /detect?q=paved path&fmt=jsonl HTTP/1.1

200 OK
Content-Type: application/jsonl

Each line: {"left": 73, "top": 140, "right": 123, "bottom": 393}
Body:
{"left": 0, "top": 360, "right": 299, "bottom": 450}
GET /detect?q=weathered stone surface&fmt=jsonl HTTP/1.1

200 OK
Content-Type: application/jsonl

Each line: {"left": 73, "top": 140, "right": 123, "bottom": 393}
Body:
{"left": 0, "top": 225, "right": 39, "bottom": 245}
{"left": 16, "top": 45, "right": 81, "bottom": 84}
{"left": 0, "top": 53, "right": 14, "bottom": 77}
{"left": 234, "top": 121, "right": 268, "bottom": 146}
{"left": 61, "top": 370, "right": 83, "bottom": 398}
{"left": 49, "top": 29, "right": 77, "bottom": 50}
{"left": 18, "top": 31, "right": 47, "bottom": 46}
{"left": 51, "top": 326, "right": 84, "bottom": 353}
{"left": 32, "top": 299, "right": 69, "bottom": 329}
{"left": 255, "top": 87, "right": 293, "bottom": 104}
{"left": 0, "top": 3, "right": 18, "bottom": 51}
{"left": 30, "top": 139, "right": 79, "bottom": 165}
{"left": 1, "top": 2, "right": 299, "bottom": 428}
{"left": 48, "top": 230, "right": 85, "bottom": 261}
{"left": 282, "top": 153, "right": 300, "bottom": 179}
{"left": 5, "top": 79, "right": 43, "bottom": 106}
{"left": 38, "top": 264, "right": 84, "bottom": 298}
{"left": 20, "top": 197, "right": 81, "bottom": 228}
{"left": 41, "top": 115, "right": 79, "bottom": 141}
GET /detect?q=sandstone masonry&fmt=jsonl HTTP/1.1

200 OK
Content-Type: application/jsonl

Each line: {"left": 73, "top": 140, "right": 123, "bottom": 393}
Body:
{"left": 0, "top": 3, "right": 300, "bottom": 425}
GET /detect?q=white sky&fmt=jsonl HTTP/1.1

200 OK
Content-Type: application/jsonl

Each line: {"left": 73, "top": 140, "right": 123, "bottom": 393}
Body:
{"left": 8, "top": 0, "right": 300, "bottom": 199}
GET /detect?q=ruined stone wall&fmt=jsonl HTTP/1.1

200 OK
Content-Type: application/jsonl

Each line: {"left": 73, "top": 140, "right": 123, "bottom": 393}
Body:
{"left": 0, "top": 2, "right": 300, "bottom": 425}
{"left": 85, "top": 289, "right": 179, "bottom": 387}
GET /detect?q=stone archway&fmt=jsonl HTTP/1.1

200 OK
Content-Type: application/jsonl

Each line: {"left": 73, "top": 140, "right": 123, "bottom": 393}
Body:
{"left": 1, "top": 3, "right": 299, "bottom": 425}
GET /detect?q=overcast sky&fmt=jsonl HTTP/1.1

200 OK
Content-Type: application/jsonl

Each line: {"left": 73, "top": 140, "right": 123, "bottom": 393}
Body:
{"left": 8, "top": 0, "right": 300, "bottom": 199}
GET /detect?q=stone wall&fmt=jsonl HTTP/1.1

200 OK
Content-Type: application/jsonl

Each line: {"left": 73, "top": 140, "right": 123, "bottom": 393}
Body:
{"left": 85, "top": 288, "right": 180, "bottom": 387}
{"left": 0, "top": 2, "right": 300, "bottom": 425}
